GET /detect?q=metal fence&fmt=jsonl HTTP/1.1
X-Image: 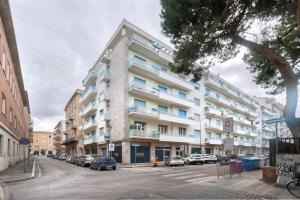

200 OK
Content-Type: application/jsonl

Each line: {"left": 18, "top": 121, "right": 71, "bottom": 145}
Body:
{"left": 269, "top": 138, "right": 300, "bottom": 166}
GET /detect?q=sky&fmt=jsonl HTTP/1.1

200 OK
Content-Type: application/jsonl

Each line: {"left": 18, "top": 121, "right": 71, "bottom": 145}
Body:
{"left": 9, "top": 0, "right": 300, "bottom": 131}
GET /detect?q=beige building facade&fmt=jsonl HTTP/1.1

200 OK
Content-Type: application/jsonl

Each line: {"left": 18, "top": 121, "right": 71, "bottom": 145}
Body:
{"left": 53, "top": 120, "right": 66, "bottom": 155}
{"left": 63, "top": 89, "right": 83, "bottom": 155}
{"left": 31, "top": 131, "right": 53, "bottom": 155}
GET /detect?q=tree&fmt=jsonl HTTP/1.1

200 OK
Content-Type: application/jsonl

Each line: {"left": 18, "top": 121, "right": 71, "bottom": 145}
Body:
{"left": 160, "top": 0, "right": 300, "bottom": 137}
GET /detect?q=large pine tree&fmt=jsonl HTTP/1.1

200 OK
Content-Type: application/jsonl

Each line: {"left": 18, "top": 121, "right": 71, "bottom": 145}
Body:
{"left": 160, "top": 0, "right": 300, "bottom": 137}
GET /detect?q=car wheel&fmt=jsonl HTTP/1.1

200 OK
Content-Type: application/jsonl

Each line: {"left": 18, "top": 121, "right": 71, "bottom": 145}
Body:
{"left": 187, "top": 161, "right": 190, "bottom": 165}
{"left": 113, "top": 167, "right": 116, "bottom": 170}
{"left": 90, "top": 165, "right": 93, "bottom": 169}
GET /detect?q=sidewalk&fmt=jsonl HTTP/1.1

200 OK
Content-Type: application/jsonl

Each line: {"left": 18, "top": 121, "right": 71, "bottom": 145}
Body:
{"left": 0, "top": 157, "right": 35, "bottom": 183}
{"left": 209, "top": 170, "right": 297, "bottom": 199}
{"left": 118, "top": 161, "right": 165, "bottom": 168}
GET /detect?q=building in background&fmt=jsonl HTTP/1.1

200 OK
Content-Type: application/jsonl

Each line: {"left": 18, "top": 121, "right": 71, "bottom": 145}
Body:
{"left": 53, "top": 120, "right": 66, "bottom": 155}
{"left": 63, "top": 89, "right": 83, "bottom": 155}
{"left": 79, "top": 19, "right": 290, "bottom": 163}
{"left": 0, "top": 0, "right": 31, "bottom": 172}
{"left": 31, "top": 131, "right": 53, "bottom": 155}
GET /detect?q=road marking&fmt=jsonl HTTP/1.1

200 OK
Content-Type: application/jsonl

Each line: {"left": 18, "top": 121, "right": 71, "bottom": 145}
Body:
{"left": 186, "top": 176, "right": 217, "bottom": 183}
{"left": 38, "top": 160, "right": 42, "bottom": 177}
{"left": 162, "top": 171, "right": 194, "bottom": 177}
{"left": 172, "top": 173, "right": 206, "bottom": 180}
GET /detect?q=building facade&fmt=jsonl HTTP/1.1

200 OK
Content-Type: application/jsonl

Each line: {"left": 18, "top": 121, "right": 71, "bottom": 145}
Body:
{"left": 53, "top": 120, "right": 66, "bottom": 155}
{"left": 0, "top": 0, "right": 31, "bottom": 172}
{"left": 31, "top": 131, "right": 53, "bottom": 155}
{"left": 79, "top": 19, "right": 290, "bottom": 163}
{"left": 63, "top": 89, "right": 83, "bottom": 155}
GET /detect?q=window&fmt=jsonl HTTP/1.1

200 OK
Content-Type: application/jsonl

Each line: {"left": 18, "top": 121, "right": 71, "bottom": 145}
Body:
{"left": 179, "top": 127, "right": 186, "bottom": 136}
{"left": 178, "top": 91, "right": 186, "bottom": 99}
{"left": 14, "top": 116, "right": 17, "bottom": 128}
{"left": 178, "top": 109, "right": 186, "bottom": 118}
{"left": 158, "top": 85, "right": 167, "bottom": 93}
{"left": 0, "top": 135, "right": 3, "bottom": 154}
{"left": 7, "top": 139, "right": 10, "bottom": 156}
{"left": 134, "top": 121, "right": 145, "bottom": 131}
{"left": 194, "top": 97, "right": 200, "bottom": 106}
{"left": 205, "top": 88, "right": 210, "bottom": 96}
{"left": 13, "top": 141, "right": 15, "bottom": 156}
{"left": 9, "top": 107, "right": 12, "bottom": 123}
{"left": 100, "top": 127, "right": 104, "bottom": 136}
{"left": 194, "top": 113, "right": 200, "bottom": 121}
{"left": 17, "top": 143, "right": 19, "bottom": 156}
{"left": 1, "top": 93, "right": 6, "bottom": 115}
{"left": 2, "top": 49, "right": 6, "bottom": 73}
{"left": 158, "top": 105, "right": 168, "bottom": 113}
{"left": 158, "top": 125, "right": 168, "bottom": 134}
{"left": 194, "top": 83, "right": 200, "bottom": 90}
{"left": 134, "top": 99, "right": 146, "bottom": 108}
{"left": 194, "top": 129, "right": 200, "bottom": 136}
{"left": 133, "top": 77, "right": 146, "bottom": 87}
{"left": 216, "top": 119, "right": 222, "bottom": 127}
{"left": 134, "top": 55, "right": 146, "bottom": 66}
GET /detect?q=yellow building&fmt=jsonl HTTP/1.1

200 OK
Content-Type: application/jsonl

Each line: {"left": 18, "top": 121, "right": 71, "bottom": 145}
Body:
{"left": 31, "top": 131, "right": 53, "bottom": 155}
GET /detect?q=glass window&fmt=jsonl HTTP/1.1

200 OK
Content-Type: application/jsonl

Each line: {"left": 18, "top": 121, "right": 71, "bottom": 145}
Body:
{"left": 194, "top": 113, "right": 200, "bottom": 121}
{"left": 1, "top": 93, "right": 6, "bottom": 115}
{"left": 179, "top": 127, "right": 187, "bottom": 136}
{"left": 205, "top": 88, "right": 210, "bottom": 96}
{"left": 194, "top": 83, "right": 200, "bottom": 90}
{"left": 158, "top": 105, "right": 168, "bottom": 113}
{"left": 178, "top": 109, "right": 186, "bottom": 118}
{"left": 134, "top": 121, "right": 146, "bottom": 131}
{"left": 100, "top": 128, "right": 104, "bottom": 136}
{"left": 0, "top": 134, "right": 3, "bottom": 154}
{"left": 7, "top": 139, "right": 10, "bottom": 156}
{"left": 194, "top": 98, "right": 200, "bottom": 106}
{"left": 194, "top": 129, "right": 200, "bottom": 136}
{"left": 158, "top": 85, "right": 168, "bottom": 93}
{"left": 134, "top": 55, "right": 146, "bottom": 66}
{"left": 134, "top": 99, "right": 146, "bottom": 108}
{"left": 178, "top": 91, "right": 186, "bottom": 99}
{"left": 133, "top": 77, "right": 146, "bottom": 86}
{"left": 216, "top": 119, "right": 222, "bottom": 127}
{"left": 158, "top": 125, "right": 168, "bottom": 134}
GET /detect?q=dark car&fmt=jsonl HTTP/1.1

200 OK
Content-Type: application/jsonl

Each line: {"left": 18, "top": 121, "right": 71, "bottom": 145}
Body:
{"left": 69, "top": 155, "right": 77, "bottom": 164}
{"left": 90, "top": 156, "right": 117, "bottom": 171}
{"left": 58, "top": 154, "right": 68, "bottom": 160}
{"left": 76, "top": 154, "right": 94, "bottom": 167}
{"left": 217, "top": 155, "right": 230, "bottom": 162}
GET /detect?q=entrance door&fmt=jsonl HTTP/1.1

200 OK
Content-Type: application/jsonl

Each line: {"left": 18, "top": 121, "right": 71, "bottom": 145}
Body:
{"left": 130, "top": 145, "right": 150, "bottom": 163}
{"left": 113, "top": 146, "right": 122, "bottom": 163}
{"left": 155, "top": 147, "right": 171, "bottom": 161}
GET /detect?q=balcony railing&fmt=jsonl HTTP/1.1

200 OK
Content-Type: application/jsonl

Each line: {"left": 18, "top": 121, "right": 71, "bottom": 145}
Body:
{"left": 80, "top": 85, "right": 97, "bottom": 104}
{"left": 82, "top": 67, "right": 98, "bottom": 87}
{"left": 205, "top": 137, "right": 222, "bottom": 145}
{"left": 159, "top": 133, "right": 199, "bottom": 143}
{"left": 80, "top": 102, "right": 96, "bottom": 117}
{"left": 128, "top": 106, "right": 159, "bottom": 118}
{"left": 81, "top": 119, "right": 97, "bottom": 131}
{"left": 205, "top": 123, "right": 223, "bottom": 131}
{"left": 83, "top": 134, "right": 97, "bottom": 145}
{"left": 128, "top": 130, "right": 159, "bottom": 139}
{"left": 100, "top": 69, "right": 111, "bottom": 82}
{"left": 128, "top": 56, "right": 194, "bottom": 91}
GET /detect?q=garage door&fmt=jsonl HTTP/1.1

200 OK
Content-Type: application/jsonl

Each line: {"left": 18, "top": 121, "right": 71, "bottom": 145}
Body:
{"left": 130, "top": 146, "right": 150, "bottom": 163}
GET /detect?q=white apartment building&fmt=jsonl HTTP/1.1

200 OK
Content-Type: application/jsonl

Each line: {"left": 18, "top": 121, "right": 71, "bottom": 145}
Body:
{"left": 80, "top": 19, "right": 290, "bottom": 164}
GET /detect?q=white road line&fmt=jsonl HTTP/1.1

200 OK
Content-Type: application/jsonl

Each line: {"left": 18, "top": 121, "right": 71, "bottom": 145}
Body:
{"left": 38, "top": 160, "right": 42, "bottom": 177}
{"left": 172, "top": 173, "right": 206, "bottom": 180}
{"left": 162, "top": 171, "right": 194, "bottom": 177}
{"left": 186, "top": 176, "right": 217, "bottom": 183}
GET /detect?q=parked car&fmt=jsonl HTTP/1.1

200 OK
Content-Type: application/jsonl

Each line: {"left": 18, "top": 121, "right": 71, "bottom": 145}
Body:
{"left": 76, "top": 154, "right": 94, "bottom": 167}
{"left": 66, "top": 155, "right": 72, "bottom": 163}
{"left": 90, "top": 156, "right": 117, "bottom": 171}
{"left": 217, "top": 155, "right": 230, "bottom": 162}
{"left": 58, "top": 154, "right": 68, "bottom": 160}
{"left": 53, "top": 154, "right": 59, "bottom": 159}
{"left": 184, "top": 154, "right": 204, "bottom": 165}
{"left": 70, "top": 155, "right": 78, "bottom": 164}
{"left": 202, "top": 154, "right": 218, "bottom": 163}
{"left": 46, "top": 154, "right": 53, "bottom": 158}
{"left": 165, "top": 155, "right": 185, "bottom": 166}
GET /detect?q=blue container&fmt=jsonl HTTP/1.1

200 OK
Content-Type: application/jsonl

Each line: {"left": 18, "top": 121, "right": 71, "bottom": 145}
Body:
{"left": 241, "top": 158, "right": 260, "bottom": 171}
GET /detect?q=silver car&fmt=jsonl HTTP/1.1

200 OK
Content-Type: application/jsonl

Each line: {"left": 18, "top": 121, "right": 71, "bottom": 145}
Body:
{"left": 165, "top": 155, "right": 185, "bottom": 166}
{"left": 184, "top": 154, "right": 205, "bottom": 165}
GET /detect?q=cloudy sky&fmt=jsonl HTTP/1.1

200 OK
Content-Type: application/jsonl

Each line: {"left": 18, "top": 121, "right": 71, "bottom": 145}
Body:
{"left": 9, "top": 0, "right": 299, "bottom": 131}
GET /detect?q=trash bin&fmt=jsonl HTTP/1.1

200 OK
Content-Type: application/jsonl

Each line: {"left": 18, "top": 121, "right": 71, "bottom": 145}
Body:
{"left": 242, "top": 158, "right": 260, "bottom": 171}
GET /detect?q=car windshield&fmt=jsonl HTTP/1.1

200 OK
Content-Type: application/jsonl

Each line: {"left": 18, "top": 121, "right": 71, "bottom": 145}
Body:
{"left": 191, "top": 154, "right": 202, "bottom": 157}
{"left": 172, "top": 156, "right": 182, "bottom": 160}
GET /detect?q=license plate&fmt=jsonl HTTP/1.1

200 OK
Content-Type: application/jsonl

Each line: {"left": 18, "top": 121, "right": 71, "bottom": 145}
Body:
{"left": 106, "top": 166, "right": 112, "bottom": 169}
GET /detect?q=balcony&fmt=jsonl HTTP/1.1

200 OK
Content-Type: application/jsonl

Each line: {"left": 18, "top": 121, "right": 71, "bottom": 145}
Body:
{"left": 244, "top": 141, "right": 252, "bottom": 147}
{"left": 160, "top": 133, "right": 199, "bottom": 144}
{"left": 81, "top": 119, "right": 97, "bottom": 131}
{"left": 250, "top": 132, "right": 257, "bottom": 137}
{"left": 62, "top": 137, "right": 78, "bottom": 145}
{"left": 83, "top": 134, "right": 97, "bottom": 145}
{"left": 205, "top": 107, "right": 222, "bottom": 116}
{"left": 205, "top": 92, "right": 256, "bottom": 118}
{"left": 82, "top": 67, "right": 98, "bottom": 87}
{"left": 205, "top": 137, "right": 222, "bottom": 145}
{"left": 80, "top": 85, "right": 97, "bottom": 105}
{"left": 256, "top": 143, "right": 262, "bottom": 148}
{"left": 262, "top": 143, "right": 270, "bottom": 148}
{"left": 100, "top": 112, "right": 110, "bottom": 121}
{"left": 100, "top": 69, "right": 111, "bottom": 82}
{"left": 205, "top": 123, "right": 223, "bottom": 131}
{"left": 159, "top": 112, "right": 196, "bottom": 126}
{"left": 128, "top": 106, "right": 159, "bottom": 120}
{"left": 234, "top": 140, "right": 244, "bottom": 146}
{"left": 128, "top": 56, "right": 194, "bottom": 91}
{"left": 205, "top": 75, "right": 255, "bottom": 108}
{"left": 128, "top": 33, "right": 173, "bottom": 66}
{"left": 128, "top": 81, "right": 194, "bottom": 108}
{"left": 128, "top": 130, "right": 159, "bottom": 140}
{"left": 102, "top": 91, "right": 111, "bottom": 101}
{"left": 80, "top": 102, "right": 96, "bottom": 117}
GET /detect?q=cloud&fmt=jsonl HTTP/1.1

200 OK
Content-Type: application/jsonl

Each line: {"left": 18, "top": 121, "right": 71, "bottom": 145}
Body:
{"left": 9, "top": 0, "right": 299, "bottom": 131}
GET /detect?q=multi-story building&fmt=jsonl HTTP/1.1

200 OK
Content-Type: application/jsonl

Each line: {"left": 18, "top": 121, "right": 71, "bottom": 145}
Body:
{"left": 31, "top": 131, "right": 53, "bottom": 155}
{"left": 63, "top": 89, "right": 83, "bottom": 155}
{"left": 0, "top": 0, "right": 31, "bottom": 171}
{"left": 80, "top": 19, "right": 290, "bottom": 163}
{"left": 53, "top": 120, "right": 66, "bottom": 155}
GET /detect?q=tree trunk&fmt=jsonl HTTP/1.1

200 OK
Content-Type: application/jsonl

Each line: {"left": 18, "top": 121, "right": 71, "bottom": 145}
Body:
{"left": 233, "top": 34, "right": 300, "bottom": 138}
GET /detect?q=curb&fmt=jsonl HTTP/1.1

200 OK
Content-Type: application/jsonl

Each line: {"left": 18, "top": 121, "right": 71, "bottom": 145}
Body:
{"left": 0, "top": 158, "right": 36, "bottom": 184}
{"left": 0, "top": 184, "right": 3, "bottom": 200}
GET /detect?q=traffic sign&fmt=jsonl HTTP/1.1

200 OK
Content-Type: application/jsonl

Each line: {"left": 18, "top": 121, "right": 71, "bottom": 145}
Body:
{"left": 19, "top": 138, "right": 29, "bottom": 145}
{"left": 265, "top": 117, "right": 286, "bottom": 124}
{"left": 180, "top": 145, "right": 184, "bottom": 151}
{"left": 223, "top": 138, "right": 234, "bottom": 152}
{"left": 223, "top": 117, "right": 233, "bottom": 133}
{"left": 109, "top": 143, "right": 115, "bottom": 151}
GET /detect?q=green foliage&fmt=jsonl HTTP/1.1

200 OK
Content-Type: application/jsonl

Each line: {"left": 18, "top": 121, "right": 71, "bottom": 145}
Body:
{"left": 160, "top": 0, "right": 299, "bottom": 94}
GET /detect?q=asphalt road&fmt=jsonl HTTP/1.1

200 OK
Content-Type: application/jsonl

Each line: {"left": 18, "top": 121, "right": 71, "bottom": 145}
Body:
{"left": 6, "top": 157, "right": 272, "bottom": 199}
